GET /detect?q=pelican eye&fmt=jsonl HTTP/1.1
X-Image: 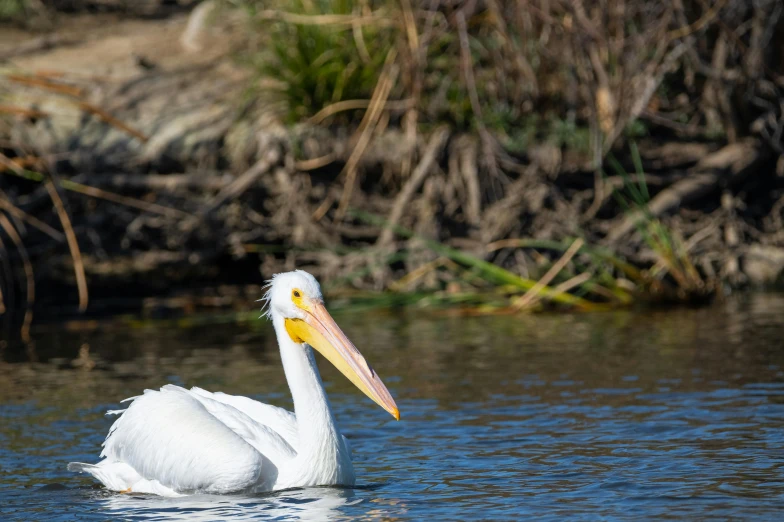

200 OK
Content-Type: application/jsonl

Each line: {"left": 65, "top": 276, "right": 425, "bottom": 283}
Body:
{"left": 292, "top": 290, "right": 301, "bottom": 298}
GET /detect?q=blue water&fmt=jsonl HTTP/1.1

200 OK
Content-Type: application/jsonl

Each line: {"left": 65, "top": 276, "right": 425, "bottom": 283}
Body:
{"left": 2, "top": 294, "right": 784, "bottom": 519}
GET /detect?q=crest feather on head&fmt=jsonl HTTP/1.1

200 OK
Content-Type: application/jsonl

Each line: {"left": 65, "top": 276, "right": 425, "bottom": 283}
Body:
{"left": 258, "top": 275, "right": 277, "bottom": 320}
{"left": 257, "top": 270, "right": 322, "bottom": 320}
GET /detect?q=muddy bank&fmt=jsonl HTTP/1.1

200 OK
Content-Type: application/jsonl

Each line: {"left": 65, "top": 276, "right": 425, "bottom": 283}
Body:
{"left": 1, "top": 3, "right": 784, "bottom": 334}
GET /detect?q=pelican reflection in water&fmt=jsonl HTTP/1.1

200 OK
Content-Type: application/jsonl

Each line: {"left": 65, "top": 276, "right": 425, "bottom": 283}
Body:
{"left": 69, "top": 270, "right": 399, "bottom": 496}
{"left": 99, "top": 487, "right": 362, "bottom": 521}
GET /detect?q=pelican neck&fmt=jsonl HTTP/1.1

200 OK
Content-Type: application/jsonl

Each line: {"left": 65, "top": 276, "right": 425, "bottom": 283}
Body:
{"left": 271, "top": 312, "right": 343, "bottom": 456}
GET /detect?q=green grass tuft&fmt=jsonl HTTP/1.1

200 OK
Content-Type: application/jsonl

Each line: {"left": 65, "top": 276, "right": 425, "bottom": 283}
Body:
{"left": 241, "top": 0, "right": 397, "bottom": 123}
{"left": 0, "top": 0, "right": 27, "bottom": 21}
{"left": 606, "top": 143, "right": 709, "bottom": 298}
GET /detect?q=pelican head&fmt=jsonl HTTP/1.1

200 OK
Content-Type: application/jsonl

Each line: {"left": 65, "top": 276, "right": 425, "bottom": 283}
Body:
{"left": 264, "top": 270, "right": 400, "bottom": 420}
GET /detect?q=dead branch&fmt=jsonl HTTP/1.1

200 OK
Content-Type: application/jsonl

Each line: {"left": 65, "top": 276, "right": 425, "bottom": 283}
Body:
{"left": 0, "top": 34, "right": 82, "bottom": 61}
{"left": 606, "top": 139, "right": 765, "bottom": 243}
{"left": 181, "top": 146, "right": 281, "bottom": 232}
{"left": 514, "top": 238, "right": 584, "bottom": 310}
{"left": 377, "top": 126, "right": 449, "bottom": 246}
{"left": 0, "top": 191, "right": 65, "bottom": 242}
{"left": 45, "top": 179, "right": 88, "bottom": 312}
{"left": 0, "top": 213, "right": 34, "bottom": 342}
{"left": 82, "top": 172, "right": 232, "bottom": 192}
{"left": 456, "top": 9, "right": 500, "bottom": 180}
{"left": 336, "top": 49, "right": 399, "bottom": 219}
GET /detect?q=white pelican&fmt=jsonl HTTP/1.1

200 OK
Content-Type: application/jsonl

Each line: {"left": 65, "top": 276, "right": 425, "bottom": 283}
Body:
{"left": 68, "top": 270, "right": 399, "bottom": 496}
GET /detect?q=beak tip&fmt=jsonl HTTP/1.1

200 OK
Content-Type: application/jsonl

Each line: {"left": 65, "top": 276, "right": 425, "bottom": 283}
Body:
{"left": 392, "top": 408, "right": 400, "bottom": 421}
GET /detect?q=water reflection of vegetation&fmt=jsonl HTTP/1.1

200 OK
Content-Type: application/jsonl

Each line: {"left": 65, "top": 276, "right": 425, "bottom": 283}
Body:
{"left": 4, "top": 293, "right": 784, "bottom": 410}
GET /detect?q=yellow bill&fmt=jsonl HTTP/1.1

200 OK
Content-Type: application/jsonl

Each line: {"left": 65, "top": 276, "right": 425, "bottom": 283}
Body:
{"left": 284, "top": 300, "right": 400, "bottom": 420}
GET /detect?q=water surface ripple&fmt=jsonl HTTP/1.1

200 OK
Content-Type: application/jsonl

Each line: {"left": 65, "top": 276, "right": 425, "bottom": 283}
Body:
{"left": 2, "top": 294, "right": 784, "bottom": 519}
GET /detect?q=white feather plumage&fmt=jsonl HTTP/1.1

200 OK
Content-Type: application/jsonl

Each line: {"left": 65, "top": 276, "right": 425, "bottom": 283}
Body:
{"left": 69, "top": 271, "right": 367, "bottom": 496}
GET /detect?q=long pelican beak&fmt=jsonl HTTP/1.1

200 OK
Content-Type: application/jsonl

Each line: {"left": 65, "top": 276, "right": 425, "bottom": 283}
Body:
{"left": 284, "top": 300, "right": 400, "bottom": 420}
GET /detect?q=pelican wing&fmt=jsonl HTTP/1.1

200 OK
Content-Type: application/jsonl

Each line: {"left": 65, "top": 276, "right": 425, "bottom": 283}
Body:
{"left": 188, "top": 388, "right": 353, "bottom": 458}
{"left": 188, "top": 386, "right": 300, "bottom": 450}
{"left": 74, "top": 385, "right": 296, "bottom": 495}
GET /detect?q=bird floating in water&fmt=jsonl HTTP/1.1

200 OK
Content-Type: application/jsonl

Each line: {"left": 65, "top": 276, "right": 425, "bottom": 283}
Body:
{"left": 68, "top": 270, "right": 399, "bottom": 496}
